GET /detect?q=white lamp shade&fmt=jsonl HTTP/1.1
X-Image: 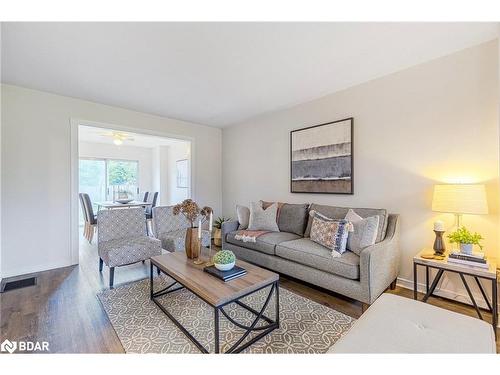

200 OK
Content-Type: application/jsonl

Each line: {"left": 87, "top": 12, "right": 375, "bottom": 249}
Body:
{"left": 432, "top": 184, "right": 488, "bottom": 215}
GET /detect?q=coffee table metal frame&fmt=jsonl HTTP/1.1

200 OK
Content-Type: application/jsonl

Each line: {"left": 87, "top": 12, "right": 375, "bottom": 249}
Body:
{"left": 150, "top": 262, "right": 280, "bottom": 353}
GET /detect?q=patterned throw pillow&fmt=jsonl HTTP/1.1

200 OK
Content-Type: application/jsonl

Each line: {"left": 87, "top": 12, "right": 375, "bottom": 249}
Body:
{"left": 310, "top": 211, "right": 350, "bottom": 255}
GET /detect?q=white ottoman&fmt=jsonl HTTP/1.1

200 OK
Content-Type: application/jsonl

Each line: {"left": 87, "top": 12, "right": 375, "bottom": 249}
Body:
{"left": 329, "top": 293, "right": 496, "bottom": 353}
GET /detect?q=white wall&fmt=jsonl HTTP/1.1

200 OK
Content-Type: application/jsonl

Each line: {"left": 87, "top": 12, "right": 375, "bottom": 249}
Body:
{"left": 79, "top": 141, "right": 154, "bottom": 198}
{"left": 222, "top": 41, "right": 499, "bottom": 300}
{"left": 0, "top": 25, "right": 2, "bottom": 281}
{"left": 1, "top": 84, "right": 222, "bottom": 278}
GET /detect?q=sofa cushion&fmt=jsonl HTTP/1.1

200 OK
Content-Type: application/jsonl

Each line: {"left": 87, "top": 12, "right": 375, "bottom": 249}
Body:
{"left": 329, "top": 294, "right": 496, "bottom": 353}
{"left": 99, "top": 236, "right": 162, "bottom": 268}
{"left": 277, "top": 203, "right": 309, "bottom": 236}
{"left": 304, "top": 204, "right": 388, "bottom": 243}
{"left": 226, "top": 231, "right": 301, "bottom": 255}
{"left": 276, "top": 238, "right": 360, "bottom": 280}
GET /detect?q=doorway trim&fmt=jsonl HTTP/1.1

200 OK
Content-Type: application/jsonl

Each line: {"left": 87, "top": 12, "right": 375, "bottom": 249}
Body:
{"left": 69, "top": 118, "right": 195, "bottom": 265}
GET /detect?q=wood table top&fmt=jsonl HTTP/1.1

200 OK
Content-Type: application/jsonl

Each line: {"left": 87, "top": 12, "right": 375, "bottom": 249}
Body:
{"left": 414, "top": 249, "right": 497, "bottom": 279}
{"left": 150, "top": 252, "right": 279, "bottom": 307}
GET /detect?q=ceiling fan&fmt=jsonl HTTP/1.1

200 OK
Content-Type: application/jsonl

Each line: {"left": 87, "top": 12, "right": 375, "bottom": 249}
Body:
{"left": 98, "top": 131, "right": 135, "bottom": 145}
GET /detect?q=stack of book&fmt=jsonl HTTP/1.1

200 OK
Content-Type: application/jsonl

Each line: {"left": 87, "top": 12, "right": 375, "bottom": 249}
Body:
{"left": 203, "top": 265, "right": 247, "bottom": 282}
{"left": 447, "top": 251, "right": 488, "bottom": 269}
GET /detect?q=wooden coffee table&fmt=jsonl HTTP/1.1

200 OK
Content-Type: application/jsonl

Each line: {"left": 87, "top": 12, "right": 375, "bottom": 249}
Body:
{"left": 150, "top": 252, "right": 280, "bottom": 353}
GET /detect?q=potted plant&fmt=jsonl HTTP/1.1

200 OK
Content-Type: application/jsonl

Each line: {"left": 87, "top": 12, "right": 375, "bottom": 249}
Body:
{"left": 212, "top": 250, "right": 236, "bottom": 271}
{"left": 213, "top": 217, "right": 231, "bottom": 247}
{"left": 173, "top": 199, "right": 212, "bottom": 259}
{"left": 447, "top": 226, "right": 483, "bottom": 255}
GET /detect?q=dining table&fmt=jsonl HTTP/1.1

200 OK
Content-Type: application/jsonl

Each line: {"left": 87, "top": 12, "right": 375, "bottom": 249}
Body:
{"left": 95, "top": 201, "right": 153, "bottom": 210}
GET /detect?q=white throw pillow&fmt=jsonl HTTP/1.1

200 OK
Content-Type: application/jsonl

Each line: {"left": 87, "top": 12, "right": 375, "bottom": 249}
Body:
{"left": 248, "top": 202, "right": 280, "bottom": 231}
{"left": 236, "top": 205, "right": 250, "bottom": 229}
{"left": 345, "top": 209, "right": 380, "bottom": 255}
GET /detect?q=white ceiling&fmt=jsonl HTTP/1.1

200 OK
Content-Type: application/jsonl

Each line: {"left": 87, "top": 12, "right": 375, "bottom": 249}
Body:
{"left": 2, "top": 22, "right": 498, "bottom": 127}
{"left": 79, "top": 125, "right": 189, "bottom": 148}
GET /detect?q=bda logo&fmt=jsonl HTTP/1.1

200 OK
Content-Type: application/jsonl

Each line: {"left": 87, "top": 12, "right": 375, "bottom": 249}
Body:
{"left": 1, "top": 339, "right": 17, "bottom": 353}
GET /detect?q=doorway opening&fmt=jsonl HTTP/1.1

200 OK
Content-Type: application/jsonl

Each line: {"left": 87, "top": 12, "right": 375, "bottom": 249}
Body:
{"left": 72, "top": 121, "right": 193, "bottom": 269}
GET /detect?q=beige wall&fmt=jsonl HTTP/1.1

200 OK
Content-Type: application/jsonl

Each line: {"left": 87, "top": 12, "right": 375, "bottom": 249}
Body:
{"left": 1, "top": 84, "right": 222, "bottom": 278}
{"left": 222, "top": 41, "right": 499, "bottom": 298}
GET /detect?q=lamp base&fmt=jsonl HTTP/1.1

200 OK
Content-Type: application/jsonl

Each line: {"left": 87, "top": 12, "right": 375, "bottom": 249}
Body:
{"left": 433, "top": 230, "right": 446, "bottom": 255}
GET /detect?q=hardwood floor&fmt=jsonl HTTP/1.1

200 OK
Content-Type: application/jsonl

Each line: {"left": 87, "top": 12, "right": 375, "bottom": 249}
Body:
{"left": 1, "top": 233, "right": 498, "bottom": 353}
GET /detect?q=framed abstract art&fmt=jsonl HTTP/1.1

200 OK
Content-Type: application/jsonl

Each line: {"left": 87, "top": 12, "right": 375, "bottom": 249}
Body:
{"left": 290, "top": 117, "right": 353, "bottom": 194}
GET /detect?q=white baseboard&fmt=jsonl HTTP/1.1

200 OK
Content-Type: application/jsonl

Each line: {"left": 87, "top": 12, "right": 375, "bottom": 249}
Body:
{"left": 1, "top": 260, "right": 77, "bottom": 280}
{"left": 397, "top": 276, "right": 499, "bottom": 328}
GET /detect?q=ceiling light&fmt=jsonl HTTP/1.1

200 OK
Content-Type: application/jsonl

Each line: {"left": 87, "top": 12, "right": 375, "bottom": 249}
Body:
{"left": 113, "top": 138, "right": 123, "bottom": 146}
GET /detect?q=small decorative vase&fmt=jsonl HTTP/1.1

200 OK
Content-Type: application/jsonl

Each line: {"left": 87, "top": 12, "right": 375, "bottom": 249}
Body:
{"left": 433, "top": 230, "right": 446, "bottom": 255}
{"left": 214, "top": 228, "right": 222, "bottom": 247}
{"left": 460, "top": 243, "right": 473, "bottom": 255}
{"left": 215, "top": 261, "right": 235, "bottom": 271}
{"left": 185, "top": 227, "right": 200, "bottom": 259}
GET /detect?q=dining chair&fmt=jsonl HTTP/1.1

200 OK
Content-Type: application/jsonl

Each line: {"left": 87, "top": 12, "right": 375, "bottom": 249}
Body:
{"left": 142, "top": 191, "right": 149, "bottom": 203}
{"left": 82, "top": 193, "right": 97, "bottom": 244}
{"left": 97, "top": 207, "right": 162, "bottom": 288}
{"left": 79, "top": 193, "right": 90, "bottom": 241}
{"left": 145, "top": 192, "right": 159, "bottom": 220}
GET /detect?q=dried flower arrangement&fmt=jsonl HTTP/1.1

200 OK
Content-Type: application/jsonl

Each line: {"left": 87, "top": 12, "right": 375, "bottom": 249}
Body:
{"left": 173, "top": 199, "right": 213, "bottom": 228}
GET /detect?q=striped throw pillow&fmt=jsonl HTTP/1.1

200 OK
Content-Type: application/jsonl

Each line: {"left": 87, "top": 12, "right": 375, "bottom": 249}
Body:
{"left": 310, "top": 211, "right": 350, "bottom": 255}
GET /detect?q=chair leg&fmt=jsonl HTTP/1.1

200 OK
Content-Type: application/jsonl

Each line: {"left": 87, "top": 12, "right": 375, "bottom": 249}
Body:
{"left": 142, "top": 260, "right": 145, "bottom": 264}
{"left": 157, "top": 266, "right": 160, "bottom": 276}
{"left": 89, "top": 225, "right": 95, "bottom": 244}
{"left": 99, "top": 258, "right": 103, "bottom": 272}
{"left": 109, "top": 267, "right": 115, "bottom": 288}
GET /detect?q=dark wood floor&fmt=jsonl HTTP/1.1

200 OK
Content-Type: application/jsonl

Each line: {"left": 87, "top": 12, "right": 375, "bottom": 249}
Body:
{"left": 1, "top": 233, "right": 498, "bottom": 353}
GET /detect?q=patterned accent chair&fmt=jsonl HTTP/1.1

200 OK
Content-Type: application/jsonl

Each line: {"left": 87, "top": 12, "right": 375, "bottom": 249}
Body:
{"left": 97, "top": 207, "right": 162, "bottom": 288}
{"left": 152, "top": 206, "right": 211, "bottom": 252}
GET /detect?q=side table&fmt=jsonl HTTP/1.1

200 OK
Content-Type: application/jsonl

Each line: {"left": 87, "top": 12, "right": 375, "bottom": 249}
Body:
{"left": 413, "top": 249, "right": 498, "bottom": 337}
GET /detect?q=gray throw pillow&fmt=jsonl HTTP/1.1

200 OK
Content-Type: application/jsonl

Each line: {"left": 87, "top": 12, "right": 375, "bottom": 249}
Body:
{"left": 345, "top": 209, "right": 380, "bottom": 255}
{"left": 236, "top": 205, "right": 250, "bottom": 229}
{"left": 278, "top": 203, "right": 309, "bottom": 236}
{"left": 248, "top": 202, "right": 280, "bottom": 231}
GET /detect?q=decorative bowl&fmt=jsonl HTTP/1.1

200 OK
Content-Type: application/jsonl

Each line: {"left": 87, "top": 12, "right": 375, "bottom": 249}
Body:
{"left": 212, "top": 250, "right": 236, "bottom": 271}
{"left": 115, "top": 199, "right": 133, "bottom": 204}
{"left": 214, "top": 261, "right": 235, "bottom": 271}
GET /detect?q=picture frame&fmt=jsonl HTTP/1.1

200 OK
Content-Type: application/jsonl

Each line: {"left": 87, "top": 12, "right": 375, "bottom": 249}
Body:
{"left": 176, "top": 159, "right": 189, "bottom": 188}
{"left": 290, "top": 117, "right": 353, "bottom": 194}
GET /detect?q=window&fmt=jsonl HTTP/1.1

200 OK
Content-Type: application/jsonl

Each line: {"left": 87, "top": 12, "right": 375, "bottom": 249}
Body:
{"left": 79, "top": 158, "right": 139, "bottom": 222}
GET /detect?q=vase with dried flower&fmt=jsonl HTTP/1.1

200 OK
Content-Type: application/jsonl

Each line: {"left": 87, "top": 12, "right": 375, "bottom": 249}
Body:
{"left": 173, "top": 199, "right": 213, "bottom": 259}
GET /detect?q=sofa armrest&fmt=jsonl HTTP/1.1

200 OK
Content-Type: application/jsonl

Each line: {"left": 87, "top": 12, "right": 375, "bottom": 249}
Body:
{"left": 360, "top": 214, "right": 400, "bottom": 304}
{"left": 221, "top": 220, "right": 239, "bottom": 247}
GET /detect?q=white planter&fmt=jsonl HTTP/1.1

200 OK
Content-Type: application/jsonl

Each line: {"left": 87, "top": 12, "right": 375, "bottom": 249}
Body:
{"left": 215, "top": 261, "right": 235, "bottom": 271}
{"left": 460, "top": 243, "right": 473, "bottom": 255}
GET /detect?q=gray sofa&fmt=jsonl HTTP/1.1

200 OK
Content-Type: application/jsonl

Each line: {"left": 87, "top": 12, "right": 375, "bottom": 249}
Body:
{"left": 222, "top": 203, "right": 400, "bottom": 305}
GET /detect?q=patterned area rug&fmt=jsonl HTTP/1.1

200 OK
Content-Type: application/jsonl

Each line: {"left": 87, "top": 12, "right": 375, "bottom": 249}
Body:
{"left": 97, "top": 275, "right": 354, "bottom": 353}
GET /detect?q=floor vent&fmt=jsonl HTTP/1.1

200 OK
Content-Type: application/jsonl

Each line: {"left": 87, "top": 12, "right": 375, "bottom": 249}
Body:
{"left": 1, "top": 277, "right": 37, "bottom": 293}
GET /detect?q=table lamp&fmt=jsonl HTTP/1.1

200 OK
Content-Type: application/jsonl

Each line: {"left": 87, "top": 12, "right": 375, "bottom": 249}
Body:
{"left": 432, "top": 184, "right": 488, "bottom": 228}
